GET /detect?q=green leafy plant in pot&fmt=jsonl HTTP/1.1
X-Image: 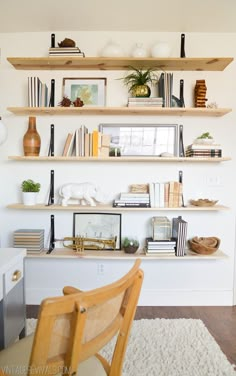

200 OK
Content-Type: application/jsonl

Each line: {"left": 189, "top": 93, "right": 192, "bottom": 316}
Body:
{"left": 122, "top": 237, "right": 139, "bottom": 254}
{"left": 21, "top": 179, "right": 41, "bottom": 206}
{"left": 120, "top": 66, "right": 159, "bottom": 98}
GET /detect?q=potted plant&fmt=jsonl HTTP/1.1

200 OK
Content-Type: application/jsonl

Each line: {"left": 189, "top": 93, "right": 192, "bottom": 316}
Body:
{"left": 21, "top": 179, "right": 41, "bottom": 206}
{"left": 122, "top": 237, "right": 139, "bottom": 254}
{"left": 195, "top": 132, "right": 214, "bottom": 144}
{"left": 120, "top": 66, "right": 159, "bottom": 97}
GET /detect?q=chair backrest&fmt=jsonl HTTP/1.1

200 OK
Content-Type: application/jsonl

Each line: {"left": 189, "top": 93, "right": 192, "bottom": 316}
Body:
{"left": 28, "top": 259, "right": 144, "bottom": 376}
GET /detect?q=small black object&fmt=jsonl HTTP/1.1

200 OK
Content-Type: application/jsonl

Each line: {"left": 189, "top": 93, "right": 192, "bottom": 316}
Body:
{"left": 178, "top": 170, "right": 185, "bottom": 207}
{"left": 179, "top": 125, "right": 185, "bottom": 157}
{"left": 49, "top": 79, "right": 55, "bottom": 107}
{"left": 179, "top": 79, "right": 185, "bottom": 108}
{"left": 51, "top": 34, "right": 55, "bottom": 48}
{"left": 48, "top": 124, "right": 54, "bottom": 157}
{"left": 180, "top": 33, "right": 186, "bottom": 58}
{"left": 47, "top": 170, "right": 54, "bottom": 206}
{"left": 47, "top": 215, "right": 55, "bottom": 254}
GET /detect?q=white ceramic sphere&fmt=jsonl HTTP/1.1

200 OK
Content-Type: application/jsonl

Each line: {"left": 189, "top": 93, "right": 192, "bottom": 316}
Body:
{"left": 151, "top": 42, "right": 171, "bottom": 58}
{"left": 101, "top": 41, "right": 124, "bottom": 57}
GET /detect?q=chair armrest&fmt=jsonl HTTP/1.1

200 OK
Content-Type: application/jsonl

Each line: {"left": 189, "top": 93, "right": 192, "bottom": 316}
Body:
{"left": 63, "top": 286, "right": 83, "bottom": 295}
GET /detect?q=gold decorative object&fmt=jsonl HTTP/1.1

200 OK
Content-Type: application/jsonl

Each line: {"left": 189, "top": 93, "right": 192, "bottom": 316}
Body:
{"left": 63, "top": 236, "right": 117, "bottom": 253}
{"left": 190, "top": 199, "right": 218, "bottom": 207}
{"left": 131, "top": 84, "right": 151, "bottom": 98}
{"left": 188, "top": 236, "right": 220, "bottom": 255}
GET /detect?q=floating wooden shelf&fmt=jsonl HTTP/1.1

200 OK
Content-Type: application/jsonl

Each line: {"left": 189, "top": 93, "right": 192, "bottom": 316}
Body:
{"left": 26, "top": 248, "right": 228, "bottom": 260}
{"left": 7, "top": 204, "right": 229, "bottom": 211}
{"left": 8, "top": 156, "right": 231, "bottom": 163}
{"left": 7, "top": 106, "right": 231, "bottom": 117}
{"left": 7, "top": 57, "right": 233, "bottom": 71}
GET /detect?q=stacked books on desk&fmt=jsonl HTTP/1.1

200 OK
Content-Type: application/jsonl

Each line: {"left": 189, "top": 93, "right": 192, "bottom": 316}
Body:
{"left": 48, "top": 47, "right": 85, "bottom": 57}
{"left": 113, "top": 192, "right": 150, "bottom": 207}
{"left": 145, "top": 237, "right": 176, "bottom": 256}
{"left": 13, "top": 229, "right": 45, "bottom": 254}
{"left": 185, "top": 143, "right": 222, "bottom": 158}
{"left": 127, "top": 97, "right": 163, "bottom": 107}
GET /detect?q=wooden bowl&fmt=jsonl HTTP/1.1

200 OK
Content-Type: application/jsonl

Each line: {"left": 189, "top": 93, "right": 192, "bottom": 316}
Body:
{"left": 189, "top": 199, "right": 218, "bottom": 207}
{"left": 188, "top": 236, "right": 220, "bottom": 255}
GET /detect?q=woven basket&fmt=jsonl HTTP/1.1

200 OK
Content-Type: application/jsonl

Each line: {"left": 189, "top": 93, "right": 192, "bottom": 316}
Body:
{"left": 188, "top": 236, "right": 220, "bottom": 255}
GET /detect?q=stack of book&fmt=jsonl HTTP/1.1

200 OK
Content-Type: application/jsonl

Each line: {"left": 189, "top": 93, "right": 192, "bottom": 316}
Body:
{"left": 127, "top": 97, "right": 163, "bottom": 107}
{"left": 48, "top": 47, "right": 85, "bottom": 57}
{"left": 145, "top": 237, "right": 176, "bottom": 256}
{"left": 172, "top": 216, "right": 188, "bottom": 256}
{"left": 113, "top": 192, "right": 150, "bottom": 207}
{"left": 28, "top": 76, "right": 49, "bottom": 107}
{"left": 13, "top": 229, "right": 45, "bottom": 254}
{"left": 185, "top": 143, "right": 222, "bottom": 158}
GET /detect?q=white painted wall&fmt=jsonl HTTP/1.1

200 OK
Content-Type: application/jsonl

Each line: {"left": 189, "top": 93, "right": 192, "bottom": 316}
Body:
{"left": 0, "top": 31, "right": 236, "bottom": 305}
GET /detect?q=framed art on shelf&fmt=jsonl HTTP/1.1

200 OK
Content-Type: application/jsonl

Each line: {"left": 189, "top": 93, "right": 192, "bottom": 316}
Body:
{"left": 99, "top": 123, "right": 179, "bottom": 156}
{"left": 63, "top": 77, "right": 107, "bottom": 106}
{"left": 73, "top": 212, "right": 122, "bottom": 250}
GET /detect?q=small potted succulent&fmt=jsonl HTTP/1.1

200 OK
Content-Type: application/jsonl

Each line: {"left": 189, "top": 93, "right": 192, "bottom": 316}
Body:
{"left": 120, "top": 66, "right": 159, "bottom": 97}
{"left": 122, "top": 237, "right": 139, "bottom": 254}
{"left": 21, "top": 179, "right": 41, "bottom": 206}
{"left": 195, "top": 132, "right": 214, "bottom": 144}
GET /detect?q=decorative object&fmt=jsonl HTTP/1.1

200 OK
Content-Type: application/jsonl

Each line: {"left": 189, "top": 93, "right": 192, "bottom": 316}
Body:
{"left": 63, "top": 235, "right": 117, "bottom": 253}
{"left": 131, "top": 43, "right": 148, "bottom": 57}
{"left": 190, "top": 199, "right": 218, "bottom": 207}
{"left": 63, "top": 78, "right": 107, "bottom": 106}
{"left": 122, "top": 237, "right": 139, "bottom": 253}
{"left": 0, "top": 117, "right": 7, "bottom": 145}
{"left": 99, "top": 123, "right": 179, "bottom": 156}
{"left": 59, "top": 182, "right": 109, "bottom": 206}
{"left": 101, "top": 40, "right": 124, "bottom": 57}
{"left": 23, "top": 116, "right": 41, "bottom": 156}
{"left": 152, "top": 216, "right": 172, "bottom": 240}
{"left": 73, "top": 213, "right": 121, "bottom": 250}
{"left": 58, "top": 38, "right": 76, "bottom": 47}
{"left": 207, "top": 101, "right": 218, "bottom": 109}
{"left": 27, "top": 318, "right": 236, "bottom": 376}
{"left": 195, "top": 132, "right": 214, "bottom": 144}
{"left": 120, "top": 66, "right": 158, "bottom": 97}
{"left": 194, "top": 79, "right": 207, "bottom": 107}
{"left": 73, "top": 97, "right": 84, "bottom": 107}
{"left": 58, "top": 96, "right": 72, "bottom": 107}
{"left": 21, "top": 179, "right": 41, "bottom": 206}
{"left": 151, "top": 41, "right": 171, "bottom": 57}
{"left": 188, "top": 236, "right": 220, "bottom": 255}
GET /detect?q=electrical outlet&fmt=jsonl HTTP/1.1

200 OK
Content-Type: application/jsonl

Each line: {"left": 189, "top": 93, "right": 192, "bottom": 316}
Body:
{"left": 206, "top": 176, "right": 221, "bottom": 187}
{"left": 97, "top": 263, "right": 105, "bottom": 275}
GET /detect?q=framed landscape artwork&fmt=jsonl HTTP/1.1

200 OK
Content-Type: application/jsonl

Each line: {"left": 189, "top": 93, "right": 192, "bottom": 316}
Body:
{"left": 99, "top": 123, "right": 179, "bottom": 156}
{"left": 73, "top": 212, "right": 121, "bottom": 250}
{"left": 63, "top": 77, "right": 107, "bottom": 106}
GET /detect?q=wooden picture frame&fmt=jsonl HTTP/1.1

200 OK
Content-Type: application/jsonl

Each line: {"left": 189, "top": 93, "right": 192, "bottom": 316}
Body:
{"left": 63, "top": 77, "right": 107, "bottom": 106}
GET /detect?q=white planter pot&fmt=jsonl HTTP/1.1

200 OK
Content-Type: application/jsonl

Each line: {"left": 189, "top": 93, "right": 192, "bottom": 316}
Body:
{"left": 22, "top": 192, "right": 38, "bottom": 206}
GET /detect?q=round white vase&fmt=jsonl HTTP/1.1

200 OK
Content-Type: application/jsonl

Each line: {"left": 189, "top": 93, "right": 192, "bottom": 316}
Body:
{"left": 101, "top": 41, "right": 124, "bottom": 57}
{"left": 22, "top": 192, "right": 38, "bottom": 206}
{"left": 151, "top": 42, "right": 171, "bottom": 57}
{"left": 131, "top": 43, "right": 148, "bottom": 57}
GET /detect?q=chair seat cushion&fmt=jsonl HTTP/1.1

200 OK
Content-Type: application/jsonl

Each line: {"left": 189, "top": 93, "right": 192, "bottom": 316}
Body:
{"left": 0, "top": 335, "right": 107, "bottom": 376}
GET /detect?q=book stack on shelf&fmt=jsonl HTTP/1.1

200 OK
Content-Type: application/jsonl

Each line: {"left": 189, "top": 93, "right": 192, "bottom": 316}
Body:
{"left": 28, "top": 77, "right": 49, "bottom": 107}
{"left": 127, "top": 97, "right": 163, "bottom": 107}
{"left": 145, "top": 237, "right": 176, "bottom": 256}
{"left": 113, "top": 192, "right": 150, "bottom": 207}
{"left": 185, "top": 143, "right": 222, "bottom": 158}
{"left": 149, "top": 181, "right": 183, "bottom": 208}
{"left": 48, "top": 47, "right": 85, "bottom": 57}
{"left": 158, "top": 72, "right": 173, "bottom": 107}
{"left": 62, "top": 128, "right": 110, "bottom": 157}
{"left": 13, "top": 229, "right": 45, "bottom": 254}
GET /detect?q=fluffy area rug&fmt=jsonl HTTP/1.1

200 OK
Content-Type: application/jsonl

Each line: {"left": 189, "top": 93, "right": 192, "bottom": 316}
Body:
{"left": 27, "top": 318, "right": 236, "bottom": 376}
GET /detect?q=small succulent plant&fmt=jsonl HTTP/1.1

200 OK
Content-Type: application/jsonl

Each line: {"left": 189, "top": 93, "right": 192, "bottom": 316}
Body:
{"left": 21, "top": 179, "right": 41, "bottom": 192}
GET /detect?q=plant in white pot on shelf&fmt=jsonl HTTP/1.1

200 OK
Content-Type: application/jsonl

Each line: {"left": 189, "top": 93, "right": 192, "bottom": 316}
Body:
{"left": 21, "top": 179, "right": 41, "bottom": 206}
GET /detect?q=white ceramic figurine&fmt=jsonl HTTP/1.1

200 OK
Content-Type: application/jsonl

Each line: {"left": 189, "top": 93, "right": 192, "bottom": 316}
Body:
{"left": 59, "top": 182, "right": 108, "bottom": 206}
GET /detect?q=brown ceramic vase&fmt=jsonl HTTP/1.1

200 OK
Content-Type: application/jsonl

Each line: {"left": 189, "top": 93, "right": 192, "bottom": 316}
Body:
{"left": 23, "top": 116, "right": 41, "bottom": 156}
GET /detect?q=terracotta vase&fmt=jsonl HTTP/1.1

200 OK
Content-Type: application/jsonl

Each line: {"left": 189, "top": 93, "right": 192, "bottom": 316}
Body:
{"left": 23, "top": 117, "right": 41, "bottom": 156}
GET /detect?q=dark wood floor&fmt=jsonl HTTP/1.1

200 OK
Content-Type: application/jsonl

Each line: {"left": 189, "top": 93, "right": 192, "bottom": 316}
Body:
{"left": 27, "top": 305, "right": 236, "bottom": 366}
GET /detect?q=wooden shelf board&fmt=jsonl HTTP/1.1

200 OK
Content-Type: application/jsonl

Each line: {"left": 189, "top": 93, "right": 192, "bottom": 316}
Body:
{"left": 7, "top": 57, "right": 233, "bottom": 71}
{"left": 8, "top": 156, "right": 231, "bottom": 162}
{"left": 26, "top": 248, "right": 228, "bottom": 260}
{"left": 7, "top": 106, "right": 231, "bottom": 117}
{"left": 7, "top": 204, "right": 229, "bottom": 211}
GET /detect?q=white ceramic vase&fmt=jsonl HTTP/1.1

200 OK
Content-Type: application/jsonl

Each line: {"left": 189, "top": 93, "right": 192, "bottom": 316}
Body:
{"left": 22, "top": 192, "right": 38, "bottom": 206}
{"left": 151, "top": 42, "right": 171, "bottom": 57}
{"left": 101, "top": 41, "right": 124, "bottom": 57}
{"left": 131, "top": 43, "right": 148, "bottom": 57}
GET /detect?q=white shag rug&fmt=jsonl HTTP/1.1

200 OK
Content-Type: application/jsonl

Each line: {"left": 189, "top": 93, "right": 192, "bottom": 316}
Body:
{"left": 27, "top": 318, "right": 236, "bottom": 376}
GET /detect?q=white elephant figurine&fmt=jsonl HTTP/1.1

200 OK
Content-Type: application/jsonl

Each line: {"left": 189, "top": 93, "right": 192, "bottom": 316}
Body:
{"left": 59, "top": 182, "right": 108, "bottom": 206}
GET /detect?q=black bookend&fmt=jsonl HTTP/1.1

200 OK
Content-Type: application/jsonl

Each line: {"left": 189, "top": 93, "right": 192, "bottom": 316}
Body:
{"left": 180, "top": 33, "right": 186, "bottom": 58}
{"left": 47, "top": 214, "right": 55, "bottom": 254}
{"left": 179, "top": 125, "right": 185, "bottom": 157}
{"left": 47, "top": 170, "right": 54, "bottom": 206}
{"left": 48, "top": 124, "right": 55, "bottom": 156}
{"left": 179, "top": 79, "right": 185, "bottom": 108}
{"left": 51, "top": 33, "right": 55, "bottom": 48}
{"left": 49, "top": 79, "right": 55, "bottom": 107}
{"left": 179, "top": 170, "right": 185, "bottom": 207}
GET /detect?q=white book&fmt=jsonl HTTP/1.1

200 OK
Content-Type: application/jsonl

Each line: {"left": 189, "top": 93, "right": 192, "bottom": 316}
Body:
{"left": 149, "top": 183, "right": 155, "bottom": 208}
{"left": 154, "top": 182, "right": 160, "bottom": 207}
{"left": 159, "top": 182, "right": 165, "bottom": 208}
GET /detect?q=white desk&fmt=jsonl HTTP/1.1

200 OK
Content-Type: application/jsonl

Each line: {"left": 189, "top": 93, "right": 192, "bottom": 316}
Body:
{"left": 0, "top": 248, "right": 26, "bottom": 349}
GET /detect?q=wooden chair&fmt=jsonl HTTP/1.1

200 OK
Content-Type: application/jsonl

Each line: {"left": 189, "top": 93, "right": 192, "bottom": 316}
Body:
{"left": 0, "top": 259, "right": 143, "bottom": 376}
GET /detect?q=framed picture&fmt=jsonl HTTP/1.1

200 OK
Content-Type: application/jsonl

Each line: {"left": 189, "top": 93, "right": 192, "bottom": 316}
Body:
{"left": 99, "top": 123, "right": 179, "bottom": 156}
{"left": 63, "top": 77, "right": 107, "bottom": 106}
{"left": 73, "top": 213, "right": 121, "bottom": 250}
